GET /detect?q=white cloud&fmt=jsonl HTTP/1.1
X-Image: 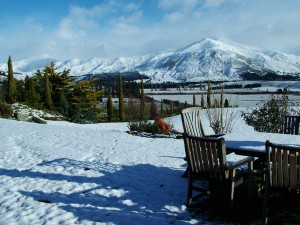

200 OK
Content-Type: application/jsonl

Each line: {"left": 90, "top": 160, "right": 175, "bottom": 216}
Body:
{"left": 163, "top": 12, "right": 184, "bottom": 23}
{"left": 204, "top": 0, "right": 227, "bottom": 8}
{"left": 158, "top": 0, "right": 198, "bottom": 10}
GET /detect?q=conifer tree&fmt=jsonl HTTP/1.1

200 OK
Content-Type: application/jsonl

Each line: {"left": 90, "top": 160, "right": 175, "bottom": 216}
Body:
{"left": 15, "top": 80, "right": 25, "bottom": 102}
{"left": 160, "top": 99, "right": 164, "bottom": 116}
{"left": 59, "top": 88, "right": 69, "bottom": 116}
{"left": 184, "top": 101, "right": 188, "bottom": 109}
{"left": 26, "top": 77, "right": 40, "bottom": 108}
{"left": 107, "top": 91, "right": 113, "bottom": 122}
{"left": 193, "top": 94, "right": 196, "bottom": 107}
{"left": 6, "top": 56, "right": 16, "bottom": 103}
{"left": 169, "top": 100, "right": 173, "bottom": 115}
{"left": 44, "top": 70, "right": 53, "bottom": 110}
{"left": 140, "top": 77, "right": 146, "bottom": 121}
{"left": 45, "top": 62, "right": 71, "bottom": 109}
{"left": 69, "top": 79, "right": 103, "bottom": 123}
{"left": 118, "top": 74, "right": 125, "bottom": 121}
{"left": 207, "top": 82, "right": 211, "bottom": 108}
{"left": 224, "top": 98, "right": 230, "bottom": 108}
{"left": 149, "top": 99, "right": 158, "bottom": 119}
{"left": 201, "top": 94, "right": 205, "bottom": 108}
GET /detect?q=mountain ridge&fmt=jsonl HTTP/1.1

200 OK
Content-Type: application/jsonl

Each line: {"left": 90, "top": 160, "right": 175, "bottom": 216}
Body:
{"left": 1, "top": 38, "right": 300, "bottom": 82}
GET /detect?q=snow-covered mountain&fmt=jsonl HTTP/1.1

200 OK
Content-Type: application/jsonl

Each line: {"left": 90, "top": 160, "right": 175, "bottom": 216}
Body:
{"left": 1, "top": 38, "right": 300, "bottom": 82}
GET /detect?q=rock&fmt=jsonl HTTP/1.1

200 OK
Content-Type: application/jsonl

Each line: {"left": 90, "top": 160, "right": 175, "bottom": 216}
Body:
{"left": 31, "top": 115, "right": 47, "bottom": 124}
{"left": 15, "top": 112, "right": 29, "bottom": 121}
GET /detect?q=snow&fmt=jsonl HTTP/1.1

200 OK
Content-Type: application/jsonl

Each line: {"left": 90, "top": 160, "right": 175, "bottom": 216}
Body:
{"left": 1, "top": 38, "right": 300, "bottom": 82}
{"left": 0, "top": 107, "right": 270, "bottom": 225}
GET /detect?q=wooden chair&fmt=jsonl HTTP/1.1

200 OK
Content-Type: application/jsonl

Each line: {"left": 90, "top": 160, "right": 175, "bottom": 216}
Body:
{"left": 183, "top": 135, "right": 255, "bottom": 207}
{"left": 262, "top": 140, "right": 300, "bottom": 224}
{"left": 181, "top": 107, "right": 224, "bottom": 177}
{"left": 279, "top": 115, "right": 300, "bottom": 135}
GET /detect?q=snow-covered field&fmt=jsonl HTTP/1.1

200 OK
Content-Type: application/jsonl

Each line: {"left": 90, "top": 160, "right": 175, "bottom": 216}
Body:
{"left": 145, "top": 81, "right": 300, "bottom": 108}
{"left": 0, "top": 108, "right": 264, "bottom": 225}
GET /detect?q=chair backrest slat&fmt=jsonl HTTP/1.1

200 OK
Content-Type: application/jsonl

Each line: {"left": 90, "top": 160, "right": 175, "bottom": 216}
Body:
{"left": 289, "top": 150, "right": 297, "bottom": 189}
{"left": 280, "top": 116, "right": 300, "bottom": 135}
{"left": 276, "top": 147, "right": 283, "bottom": 187}
{"left": 283, "top": 150, "right": 289, "bottom": 188}
{"left": 181, "top": 107, "right": 205, "bottom": 137}
{"left": 200, "top": 140, "right": 209, "bottom": 172}
{"left": 265, "top": 141, "right": 300, "bottom": 191}
{"left": 211, "top": 141, "right": 219, "bottom": 171}
{"left": 271, "top": 146, "right": 278, "bottom": 187}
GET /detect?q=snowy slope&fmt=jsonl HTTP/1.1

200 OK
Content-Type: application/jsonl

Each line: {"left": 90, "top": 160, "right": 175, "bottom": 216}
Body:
{"left": 0, "top": 108, "right": 263, "bottom": 225}
{"left": 1, "top": 38, "right": 300, "bottom": 82}
{"left": 2, "top": 106, "right": 300, "bottom": 224}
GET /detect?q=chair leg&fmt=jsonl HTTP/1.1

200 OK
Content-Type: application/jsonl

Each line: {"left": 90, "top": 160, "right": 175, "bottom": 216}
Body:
{"left": 262, "top": 186, "right": 270, "bottom": 225}
{"left": 186, "top": 173, "right": 193, "bottom": 207}
{"left": 247, "top": 161, "right": 254, "bottom": 198}
{"left": 229, "top": 169, "right": 236, "bottom": 208}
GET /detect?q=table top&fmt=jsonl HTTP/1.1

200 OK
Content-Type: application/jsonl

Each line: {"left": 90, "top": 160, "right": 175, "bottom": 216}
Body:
{"left": 224, "top": 132, "right": 300, "bottom": 157}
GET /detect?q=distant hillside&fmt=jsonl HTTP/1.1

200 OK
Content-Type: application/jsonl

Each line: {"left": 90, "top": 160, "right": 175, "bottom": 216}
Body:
{"left": 1, "top": 38, "right": 300, "bottom": 82}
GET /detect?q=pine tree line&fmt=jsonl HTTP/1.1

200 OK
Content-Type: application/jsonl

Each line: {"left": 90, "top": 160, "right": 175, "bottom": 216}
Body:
{"left": 0, "top": 57, "right": 104, "bottom": 123}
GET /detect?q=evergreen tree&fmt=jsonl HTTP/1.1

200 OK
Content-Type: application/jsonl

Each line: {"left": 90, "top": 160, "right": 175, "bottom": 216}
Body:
{"left": 59, "top": 88, "right": 69, "bottom": 116}
{"left": 107, "top": 91, "right": 113, "bottom": 122}
{"left": 44, "top": 70, "right": 53, "bottom": 110}
{"left": 207, "top": 82, "right": 211, "bottom": 108}
{"left": 15, "top": 80, "right": 25, "bottom": 102}
{"left": 45, "top": 62, "right": 71, "bottom": 109}
{"left": 26, "top": 77, "right": 40, "bottom": 108}
{"left": 160, "top": 99, "right": 164, "bottom": 116}
{"left": 69, "top": 79, "right": 103, "bottom": 123}
{"left": 118, "top": 74, "right": 125, "bottom": 121}
{"left": 149, "top": 100, "right": 158, "bottom": 119}
{"left": 69, "top": 80, "right": 102, "bottom": 110}
{"left": 224, "top": 98, "right": 230, "bottom": 108}
{"left": 140, "top": 77, "right": 146, "bottom": 120}
{"left": 129, "top": 81, "right": 140, "bottom": 97}
{"left": 201, "top": 94, "right": 205, "bottom": 108}
{"left": 184, "top": 101, "right": 188, "bottom": 109}
{"left": 6, "top": 56, "right": 16, "bottom": 103}
{"left": 193, "top": 94, "right": 196, "bottom": 107}
{"left": 169, "top": 100, "right": 173, "bottom": 115}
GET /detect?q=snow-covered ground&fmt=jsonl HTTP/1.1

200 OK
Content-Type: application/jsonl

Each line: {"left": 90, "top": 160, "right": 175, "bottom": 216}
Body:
{"left": 0, "top": 108, "right": 288, "bottom": 224}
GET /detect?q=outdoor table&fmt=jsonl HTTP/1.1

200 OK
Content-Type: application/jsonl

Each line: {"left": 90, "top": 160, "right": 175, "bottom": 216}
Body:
{"left": 224, "top": 132, "right": 300, "bottom": 158}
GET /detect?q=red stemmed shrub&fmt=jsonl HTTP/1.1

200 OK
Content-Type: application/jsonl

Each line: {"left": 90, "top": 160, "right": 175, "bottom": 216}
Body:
{"left": 154, "top": 117, "right": 170, "bottom": 134}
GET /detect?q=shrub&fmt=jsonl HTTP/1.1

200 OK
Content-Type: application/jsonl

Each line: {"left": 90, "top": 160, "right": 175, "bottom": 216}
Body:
{"left": 241, "top": 94, "right": 290, "bottom": 133}
{"left": 128, "top": 117, "right": 172, "bottom": 135}
{"left": 154, "top": 117, "right": 171, "bottom": 134}
{"left": 0, "top": 101, "right": 12, "bottom": 118}
{"left": 144, "top": 122, "right": 161, "bottom": 134}
{"left": 69, "top": 106, "right": 100, "bottom": 124}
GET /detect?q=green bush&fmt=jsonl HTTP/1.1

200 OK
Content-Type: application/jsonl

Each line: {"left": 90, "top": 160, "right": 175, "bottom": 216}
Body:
{"left": 69, "top": 106, "right": 100, "bottom": 124}
{"left": 241, "top": 94, "right": 290, "bottom": 133}
{"left": 143, "top": 122, "right": 161, "bottom": 134}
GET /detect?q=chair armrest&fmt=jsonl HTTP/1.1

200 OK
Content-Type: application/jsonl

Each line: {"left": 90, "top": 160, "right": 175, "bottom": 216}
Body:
{"left": 205, "top": 133, "right": 225, "bottom": 138}
{"left": 225, "top": 156, "right": 255, "bottom": 170}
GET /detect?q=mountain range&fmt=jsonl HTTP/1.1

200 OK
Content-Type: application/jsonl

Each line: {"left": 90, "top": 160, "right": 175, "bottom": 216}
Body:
{"left": 1, "top": 38, "right": 300, "bottom": 82}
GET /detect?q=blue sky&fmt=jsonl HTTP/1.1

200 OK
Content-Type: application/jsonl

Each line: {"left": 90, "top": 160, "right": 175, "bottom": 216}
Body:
{"left": 0, "top": 0, "right": 299, "bottom": 62}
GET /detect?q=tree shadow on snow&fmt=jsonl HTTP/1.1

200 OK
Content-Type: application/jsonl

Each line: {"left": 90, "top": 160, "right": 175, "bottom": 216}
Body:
{"left": 12, "top": 161, "right": 195, "bottom": 224}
